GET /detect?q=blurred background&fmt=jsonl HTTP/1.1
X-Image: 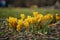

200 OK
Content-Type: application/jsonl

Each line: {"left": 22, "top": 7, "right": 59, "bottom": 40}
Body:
{"left": 0, "top": 0, "right": 60, "bottom": 8}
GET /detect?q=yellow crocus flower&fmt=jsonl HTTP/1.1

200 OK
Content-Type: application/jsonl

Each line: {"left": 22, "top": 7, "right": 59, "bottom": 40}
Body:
{"left": 17, "top": 19, "right": 23, "bottom": 26}
{"left": 24, "top": 20, "right": 29, "bottom": 29}
{"left": 27, "top": 16, "right": 32, "bottom": 22}
{"left": 33, "top": 11, "right": 38, "bottom": 17}
{"left": 30, "top": 17, "right": 35, "bottom": 23}
{"left": 43, "top": 14, "right": 53, "bottom": 20}
{"left": 20, "top": 14, "right": 25, "bottom": 20}
{"left": 35, "top": 14, "right": 44, "bottom": 22}
{"left": 16, "top": 25, "right": 21, "bottom": 31}
{"left": 7, "top": 17, "right": 17, "bottom": 27}
{"left": 56, "top": 14, "right": 60, "bottom": 20}
{"left": 27, "top": 16, "right": 35, "bottom": 23}
{"left": 16, "top": 19, "right": 23, "bottom": 31}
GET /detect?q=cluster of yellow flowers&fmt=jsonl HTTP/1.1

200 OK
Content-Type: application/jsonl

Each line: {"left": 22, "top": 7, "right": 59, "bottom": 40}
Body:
{"left": 7, "top": 17, "right": 17, "bottom": 28}
{"left": 7, "top": 12, "right": 60, "bottom": 32}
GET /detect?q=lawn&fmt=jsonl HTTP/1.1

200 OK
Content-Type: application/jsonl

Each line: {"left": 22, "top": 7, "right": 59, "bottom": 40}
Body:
{"left": 0, "top": 8, "right": 60, "bottom": 18}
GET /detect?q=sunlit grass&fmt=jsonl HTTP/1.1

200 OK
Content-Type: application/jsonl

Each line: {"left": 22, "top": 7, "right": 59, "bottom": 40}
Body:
{"left": 0, "top": 8, "right": 60, "bottom": 18}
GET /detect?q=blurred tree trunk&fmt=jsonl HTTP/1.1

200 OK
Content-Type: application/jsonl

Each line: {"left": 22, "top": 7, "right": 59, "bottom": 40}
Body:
{"left": 55, "top": 0, "right": 60, "bottom": 8}
{"left": 46, "top": 0, "right": 56, "bottom": 6}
